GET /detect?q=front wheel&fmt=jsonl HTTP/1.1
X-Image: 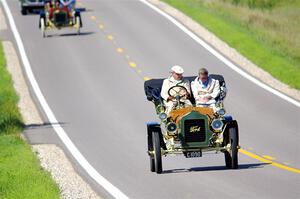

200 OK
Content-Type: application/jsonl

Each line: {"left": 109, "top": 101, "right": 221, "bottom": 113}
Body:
{"left": 224, "top": 127, "right": 238, "bottom": 169}
{"left": 40, "top": 18, "right": 46, "bottom": 38}
{"left": 152, "top": 131, "right": 162, "bottom": 174}
{"left": 75, "top": 16, "right": 80, "bottom": 35}
{"left": 149, "top": 156, "right": 155, "bottom": 172}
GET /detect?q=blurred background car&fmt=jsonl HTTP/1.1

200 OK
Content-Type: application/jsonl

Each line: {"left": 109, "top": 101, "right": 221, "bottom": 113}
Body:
{"left": 20, "top": 0, "right": 45, "bottom": 15}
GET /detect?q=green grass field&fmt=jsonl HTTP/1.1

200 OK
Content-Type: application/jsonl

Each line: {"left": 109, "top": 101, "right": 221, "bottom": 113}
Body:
{"left": 0, "top": 42, "right": 60, "bottom": 199}
{"left": 162, "top": 0, "right": 300, "bottom": 90}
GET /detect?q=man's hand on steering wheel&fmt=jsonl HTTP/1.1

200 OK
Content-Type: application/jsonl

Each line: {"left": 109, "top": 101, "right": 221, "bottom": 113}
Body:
{"left": 167, "top": 96, "right": 175, "bottom": 101}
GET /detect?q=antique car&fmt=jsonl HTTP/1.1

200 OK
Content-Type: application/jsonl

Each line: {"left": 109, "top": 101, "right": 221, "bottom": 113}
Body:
{"left": 144, "top": 75, "right": 239, "bottom": 174}
{"left": 39, "top": 1, "right": 82, "bottom": 37}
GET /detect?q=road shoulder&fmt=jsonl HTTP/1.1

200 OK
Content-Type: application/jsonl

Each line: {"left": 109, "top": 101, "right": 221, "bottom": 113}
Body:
{"left": 2, "top": 40, "right": 101, "bottom": 199}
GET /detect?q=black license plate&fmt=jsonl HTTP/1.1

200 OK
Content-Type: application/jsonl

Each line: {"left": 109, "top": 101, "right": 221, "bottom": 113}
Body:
{"left": 185, "top": 151, "right": 202, "bottom": 158}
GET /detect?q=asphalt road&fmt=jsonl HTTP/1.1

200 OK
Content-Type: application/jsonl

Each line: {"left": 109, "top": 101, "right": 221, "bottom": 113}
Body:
{"left": 2, "top": 0, "right": 300, "bottom": 198}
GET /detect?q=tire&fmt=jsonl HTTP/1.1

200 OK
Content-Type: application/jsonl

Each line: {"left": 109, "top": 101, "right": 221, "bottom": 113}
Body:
{"left": 75, "top": 16, "right": 80, "bottom": 35}
{"left": 150, "top": 156, "right": 155, "bottom": 172}
{"left": 152, "top": 131, "right": 162, "bottom": 174}
{"left": 224, "top": 127, "right": 238, "bottom": 169}
{"left": 224, "top": 151, "right": 231, "bottom": 168}
{"left": 40, "top": 18, "right": 46, "bottom": 38}
{"left": 21, "top": 7, "right": 27, "bottom": 15}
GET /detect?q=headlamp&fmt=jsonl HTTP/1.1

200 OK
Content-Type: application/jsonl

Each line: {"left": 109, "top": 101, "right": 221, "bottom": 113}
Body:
{"left": 217, "top": 108, "right": 226, "bottom": 116}
{"left": 158, "top": 112, "right": 167, "bottom": 121}
{"left": 211, "top": 119, "right": 223, "bottom": 131}
{"left": 166, "top": 122, "right": 177, "bottom": 133}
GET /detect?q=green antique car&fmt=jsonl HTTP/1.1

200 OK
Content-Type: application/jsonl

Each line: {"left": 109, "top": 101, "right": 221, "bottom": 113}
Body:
{"left": 144, "top": 75, "right": 239, "bottom": 174}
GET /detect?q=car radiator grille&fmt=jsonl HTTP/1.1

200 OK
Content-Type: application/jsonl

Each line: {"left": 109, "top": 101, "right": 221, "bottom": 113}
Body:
{"left": 184, "top": 119, "right": 206, "bottom": 142}
{"left": 54, "top": 12, "right": 67, "bottom": 25}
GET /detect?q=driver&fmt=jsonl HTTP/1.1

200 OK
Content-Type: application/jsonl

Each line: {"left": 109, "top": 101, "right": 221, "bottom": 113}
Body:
{"left": 160, "top": 65, "right": 192, "bottom": 114}
{"left": 49, "top": 0, "right": 60, "bottom": 19}
{"left": 191, "top": 68, "right": 220, "bottom": 108}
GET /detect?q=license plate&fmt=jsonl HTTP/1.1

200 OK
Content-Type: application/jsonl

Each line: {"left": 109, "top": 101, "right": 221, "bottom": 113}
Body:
{"left": 185, "top": 151, "right": 202, "bottom": 158}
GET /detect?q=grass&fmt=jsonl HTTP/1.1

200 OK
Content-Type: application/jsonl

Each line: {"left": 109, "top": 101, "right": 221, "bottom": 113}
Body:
{"left": 0, "top": 42, "right": 60, "bottom": 199}
{"left": 162, "top": 0, "right": 300, "bottom": 90}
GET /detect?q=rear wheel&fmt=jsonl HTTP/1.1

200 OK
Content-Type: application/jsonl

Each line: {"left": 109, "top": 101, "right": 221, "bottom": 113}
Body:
{"left": 152, "top": 131, "right": 162, "bottom": 174}
{"left": 224, "top": 127, "right": 238, "bottom": 169}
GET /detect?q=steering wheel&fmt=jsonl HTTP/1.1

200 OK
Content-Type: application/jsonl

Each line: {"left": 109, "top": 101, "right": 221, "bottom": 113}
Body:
{"left": 168, "top": 85, "right": 188, "bottom": 100}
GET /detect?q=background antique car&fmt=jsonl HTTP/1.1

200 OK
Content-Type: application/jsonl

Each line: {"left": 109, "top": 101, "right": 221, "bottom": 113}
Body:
{"left": 144, "top": 75, "right": 239, "bottom": 174}
{"left": 39, "top": 1, "right": 82, "bottom": 37}
{"left": 20, "top": 0, "right": 45, "bottom": 15}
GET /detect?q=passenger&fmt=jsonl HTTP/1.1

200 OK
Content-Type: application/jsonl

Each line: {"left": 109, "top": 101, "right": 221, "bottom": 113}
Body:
{"left": 191, "top": 68, "right": 220, "bottom": 109}
{"left": 161, "top": 66, "right": 192, "bottom": 114}
{"left": 59, "top": 0, "right": 75, "bottom": 17}
{"left": 44, "top": 0, "right": 52, "bottom": 16}
{"left": 45, "top": 0, "right": 52, "bottom": 8}
{"left": 49, "top": 0, "right": 60, "bottom": 19}
{"left": 59, "top": 0, "right": 76, "bottom": 11}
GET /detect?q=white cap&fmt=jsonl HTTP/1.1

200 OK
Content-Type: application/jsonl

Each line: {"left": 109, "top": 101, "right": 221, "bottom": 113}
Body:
{"left": 171, "top": 65, "right": 184, "bottom": 74}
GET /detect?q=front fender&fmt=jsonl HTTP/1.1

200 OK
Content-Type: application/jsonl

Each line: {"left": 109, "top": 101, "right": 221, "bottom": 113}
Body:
{"left": 39, "top": 12, "right": 46, "bottom": 28}
{"left": 223, "top": 120, "right": 239, "bottom": 145}
{"left": 147, "top": 123, "right": 166, "bottom": 152}
{"left": 74, "top": 10, "right": 82, "bottom": 27}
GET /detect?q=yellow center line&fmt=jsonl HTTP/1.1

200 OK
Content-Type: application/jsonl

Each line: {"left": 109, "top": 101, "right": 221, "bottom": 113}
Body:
{"left": 117, "top": 48, "right": 124, "bottom": 53}
{"left": 143, "top": 76, "right": 151, "bottom": 81}
{"left": 99, "top": 24, "right": 105, "bottom": 29}
{"left": 262, "top": 155, "right": 275, "bottom": 160}
{"left": 107, "top": 35, "right": 114, "bottom": 40}
{"left": 239, "top": 149, "right": 300, "bottom": 174}
{"left": 129, "top": 62, "right": 137, "bottom": 68}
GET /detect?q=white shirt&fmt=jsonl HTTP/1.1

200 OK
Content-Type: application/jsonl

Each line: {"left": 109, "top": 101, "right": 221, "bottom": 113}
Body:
{"left": 191, "top": 77, "right": 220, "bottom": 103}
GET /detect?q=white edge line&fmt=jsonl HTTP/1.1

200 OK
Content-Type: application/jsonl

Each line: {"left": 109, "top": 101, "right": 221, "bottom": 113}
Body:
{"left": 139, "top": 0, "right": 300, "bottom": 108}
{"left": 0, "top": 1, "right": 129, "bottom": 198}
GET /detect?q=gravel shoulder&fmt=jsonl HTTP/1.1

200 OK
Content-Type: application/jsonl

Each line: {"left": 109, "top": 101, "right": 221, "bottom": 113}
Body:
{"left": 33, "top": 145, "right": 101, "bottom": 199}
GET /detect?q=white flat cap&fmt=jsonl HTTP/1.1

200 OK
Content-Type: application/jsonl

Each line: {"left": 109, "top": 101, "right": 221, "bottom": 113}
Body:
{"left": 171, "top": 65, "right": 184, "bottom": 74}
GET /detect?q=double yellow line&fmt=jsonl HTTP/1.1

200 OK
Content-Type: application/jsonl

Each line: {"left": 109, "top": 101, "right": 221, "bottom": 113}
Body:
{"left": 240, "top": 149, "right": 300, "bottom": 174}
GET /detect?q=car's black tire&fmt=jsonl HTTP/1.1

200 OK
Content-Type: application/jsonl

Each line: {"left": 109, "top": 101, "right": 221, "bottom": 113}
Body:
{"left": 40, "top": 18, "right": 46, "bottom": 38}
{"left": 224, "top": 151, "right": 232, "bottom": 168}
{"left": 150, "top": 156, "right": 155, "bottom": 172}
{"left": 224, "top": 127, "right": 238, "bottom": 169}
{"left": 75, "top": 16, "right": 81, "bottom": 35}
{"left": 21, "top": 7, "right": 27, "bottom": 15}
{"left": 152, "top": 131, "right": 162, "bottom": 174}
